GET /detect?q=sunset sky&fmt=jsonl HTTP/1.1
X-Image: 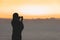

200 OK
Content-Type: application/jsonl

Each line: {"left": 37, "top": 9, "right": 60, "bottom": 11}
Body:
{"left": 0, "top": 0, "right": 60, "bottom": 19}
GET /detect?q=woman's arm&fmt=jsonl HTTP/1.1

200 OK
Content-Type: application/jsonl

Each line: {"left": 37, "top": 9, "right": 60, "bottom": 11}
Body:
{"left": 20, "top": 16, "right": 23, "bottom": 22}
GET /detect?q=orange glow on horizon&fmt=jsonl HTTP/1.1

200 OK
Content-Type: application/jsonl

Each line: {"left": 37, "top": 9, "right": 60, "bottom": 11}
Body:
{"left": 0, "top": 13, "right": 60, "bottom": 19}
{"left": 0, "top": 0, "right": 60, "bottom": 19}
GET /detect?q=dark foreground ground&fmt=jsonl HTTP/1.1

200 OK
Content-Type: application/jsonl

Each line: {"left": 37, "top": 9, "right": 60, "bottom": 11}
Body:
{"left": 0, "top": 19, "right": 60, "bottom": 40}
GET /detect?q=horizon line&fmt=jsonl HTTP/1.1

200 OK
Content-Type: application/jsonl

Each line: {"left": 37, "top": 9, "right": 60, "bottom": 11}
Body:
{"left": 0, "top": 17, "right": 60, "bottom": 20}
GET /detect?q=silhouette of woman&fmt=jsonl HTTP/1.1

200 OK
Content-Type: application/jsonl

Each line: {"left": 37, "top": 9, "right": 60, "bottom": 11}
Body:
{"left": 11, "top": 13, "right": 24, "bottom": 40}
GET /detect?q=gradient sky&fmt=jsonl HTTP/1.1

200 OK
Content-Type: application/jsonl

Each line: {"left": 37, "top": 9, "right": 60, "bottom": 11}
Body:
{"left": 0, "top": 0, "right": 60, "bottom": 19}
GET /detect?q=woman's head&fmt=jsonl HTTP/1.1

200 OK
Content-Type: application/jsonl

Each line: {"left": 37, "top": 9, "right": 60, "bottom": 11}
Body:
{"left": 13, "top": 12, "right": 19, "bottom": 20}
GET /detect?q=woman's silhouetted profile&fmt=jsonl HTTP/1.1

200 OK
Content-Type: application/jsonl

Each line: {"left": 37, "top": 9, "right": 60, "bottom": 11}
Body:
{"left": 11, "top": 13, "right": 24, "bottom": 40}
